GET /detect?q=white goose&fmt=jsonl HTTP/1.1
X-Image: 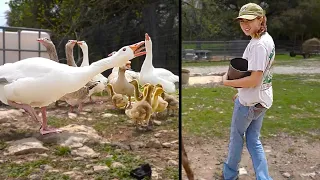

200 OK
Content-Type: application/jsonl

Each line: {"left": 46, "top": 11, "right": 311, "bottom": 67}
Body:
{"left": 77, "top": 41, "right": 109, "bottom": 97}
{"left": 37, "top": 37, "right": 62, "bottom": 107}
{"left": 37, "top": 37, "right": 59, "bottom": 62}
{"left": 0, "top": 41, "right": 145, "bottom": 135}
{"left": 107, "top": 51, "right": 140, "bottom": 84}
{"left": 60, "top": 40, "right": 100, "bottom": 113}
{"left": 139, "top": 33, "right": 179, "bottom": 93}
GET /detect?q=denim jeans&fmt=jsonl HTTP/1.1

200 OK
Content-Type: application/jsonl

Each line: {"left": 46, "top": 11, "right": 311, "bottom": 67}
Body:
{"left": 223, "top": 97, "right": 272, "bottom": 180}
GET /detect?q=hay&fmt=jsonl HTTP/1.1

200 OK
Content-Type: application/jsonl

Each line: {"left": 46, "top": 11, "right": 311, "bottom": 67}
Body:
{"left": 302, "top": 38, "right": 320, "bottom": 54}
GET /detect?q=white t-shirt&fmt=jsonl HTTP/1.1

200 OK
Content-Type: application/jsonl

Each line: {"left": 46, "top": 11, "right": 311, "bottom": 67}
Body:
{"left": 238, "top": 32, "right": 275, "bottom": 109}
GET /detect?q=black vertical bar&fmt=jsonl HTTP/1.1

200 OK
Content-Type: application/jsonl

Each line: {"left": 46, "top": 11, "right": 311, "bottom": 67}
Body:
{"left": 18, "top": 30, "right": 21, "bottom": 60}
{"left": 38, "top": 30, "right": 41, "bottom": 57}
{"left": 224, "top": 40, "right": 226, "bottom": 61}
{"left": 3, "top": 28, "right": 5, "bottom": 64}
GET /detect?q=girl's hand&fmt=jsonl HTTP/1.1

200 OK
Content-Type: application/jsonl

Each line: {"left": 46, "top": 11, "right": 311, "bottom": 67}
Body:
{"left": 233, "top": 93, "right": 238, "bottom": 102}
{"left": 222, "top": 73, "right": 229, "bottom": 86}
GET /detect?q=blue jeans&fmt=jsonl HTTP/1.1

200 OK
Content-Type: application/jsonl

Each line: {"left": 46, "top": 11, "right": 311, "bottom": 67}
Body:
{"left": 223, "top": 98, "right": 272, "bottom": 180}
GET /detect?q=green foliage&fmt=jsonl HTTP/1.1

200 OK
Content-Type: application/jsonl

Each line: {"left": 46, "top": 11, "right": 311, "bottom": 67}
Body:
{"left": 182, "top": 0, "right": 320, "bottom": 41}
{"left": 54, "top": 146, "right": 71, "bottom": 156}
{"left": 6, "top": 0, "right": 179, "bottom": 73}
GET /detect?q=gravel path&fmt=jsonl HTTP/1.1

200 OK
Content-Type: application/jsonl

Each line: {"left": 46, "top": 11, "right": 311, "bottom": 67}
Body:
{"left": 185, "top": 66, "right": 320, "bottom": 75}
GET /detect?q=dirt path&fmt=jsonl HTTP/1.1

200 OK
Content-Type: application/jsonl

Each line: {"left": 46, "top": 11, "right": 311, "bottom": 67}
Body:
{"left": 185, "top": 66, "right": 320, "bottom": 75}
{"left": 182, "top": 135, "right": 320, "bottom": 180}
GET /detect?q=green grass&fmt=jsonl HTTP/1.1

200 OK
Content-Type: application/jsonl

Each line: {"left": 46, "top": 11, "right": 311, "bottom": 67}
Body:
{"left": 164, "top": 167, "right": 179, "bottom": 180}
{"left": 0, "top": 140, "right": 7, "bottom": 150}
{"left": 0, "top": 158, "right": 49, "bottom": 178}
{"left": 182, "top": 60, "right": 230, "bottom": 67}
{"left": 0, "top": 144, "right": 151, "bottom": 179}
{"left": 54, "top": 146, "right": 71, "bottom": 156}
{"left": 182, "top": 74, "right": 320, "bottom": 139}
{"left": 93, "top": 91, "right": 109, "bottom": 97}
{"left": 47, "top": 117, "right": 73, "bottom": 128}
{"left": 182, "top": 54, "right": 320, "bottom": 67}
{"left": 43, "top": 174, "right": 70, "bottom": 180}
{"left": 93, "top": 144, "right": 148, "bottom": 179}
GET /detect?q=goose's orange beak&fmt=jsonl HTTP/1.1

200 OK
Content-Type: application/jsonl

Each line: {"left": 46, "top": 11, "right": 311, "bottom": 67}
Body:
{"left": 36, "top": 38, "right": 43, "bottom": 42}
{"left": 77, "top": 41, "right": 82, "bottom": 45}
{"left": 129, "top": 41, "right": 146, "bottom": 57}
{"left": 70, "top": 40, "right": 77, "bottom": 44}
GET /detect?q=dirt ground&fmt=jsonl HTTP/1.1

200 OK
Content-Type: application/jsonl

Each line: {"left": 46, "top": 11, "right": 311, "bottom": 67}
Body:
{"left": 182, "top": 134, "right": 320, "bottom": 180}
{"left": 0, "top": 95, "right": 179, "bottom": 179}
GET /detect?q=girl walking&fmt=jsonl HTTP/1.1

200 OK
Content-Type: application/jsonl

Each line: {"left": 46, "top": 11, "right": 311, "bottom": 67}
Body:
{"left": 222, "top": 3, "right": 275, "bottom": 180}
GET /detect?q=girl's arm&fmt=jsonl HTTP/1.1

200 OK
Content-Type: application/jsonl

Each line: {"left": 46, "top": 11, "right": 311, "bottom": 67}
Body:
{"left": 222, "top": 71, "right": 263, "bottom": 88}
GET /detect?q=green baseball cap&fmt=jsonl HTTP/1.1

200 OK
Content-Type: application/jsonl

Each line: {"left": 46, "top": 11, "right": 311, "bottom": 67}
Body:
{"left": 236, "top": 3, "right": 264, "bottom": 20}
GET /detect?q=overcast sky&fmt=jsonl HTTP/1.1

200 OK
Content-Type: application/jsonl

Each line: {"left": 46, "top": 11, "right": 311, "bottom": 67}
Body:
{"left": 0, "top": 0, "right": 10, "bottom": 26}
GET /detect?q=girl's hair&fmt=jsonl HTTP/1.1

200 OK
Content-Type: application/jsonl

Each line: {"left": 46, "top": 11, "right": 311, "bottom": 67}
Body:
{"left": 252, "top": 15, "right": 267, "bottom": 39}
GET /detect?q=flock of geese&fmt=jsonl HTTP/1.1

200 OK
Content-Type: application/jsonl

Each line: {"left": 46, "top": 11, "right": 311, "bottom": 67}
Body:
{"left": 0, "top": 33, "right": 179, "bottom": 135}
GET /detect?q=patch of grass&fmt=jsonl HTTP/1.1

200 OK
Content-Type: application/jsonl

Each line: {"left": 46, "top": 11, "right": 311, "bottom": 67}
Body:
{"left": 93, "top": 91, "right": 109, "bottom": 97}
{"left": 47, "top": 116, "right": 72, "bottom": 128}
{"left": 54, "top": 146, "right": 71, "bottom": 156}
{"left": 287, "top": 147, "right": 295, "bottom": 154}
{"left": 182, "top": 60, "right": 229, "bottom": 67}
{"left": 273, "top": 54, "right": 320, "bottom": 66}
{"left": 43, "top": 173, "right": 70, "bottom": 180}
{"left": 93, "top": 121, "right": 112, "bottom": 134}
{"left": 182, "top": 54, "right": 320, "bottom": 67}
{"left": 93, "top": 113, "right": 128, "bottom": 134}
{"left": 163, "top": 166, "right": 179, "bottom": 180}
{"left": 182, "top": 74, "right": 320, "bottom": 139}
{"left": 93, "top": 144, "right": 147, "bottom": 179}
{"left": 0, "top": 140, "right": 8, "bottom": 150}
{"left": 0, "top": 158, "right": 49, "bottom": 178}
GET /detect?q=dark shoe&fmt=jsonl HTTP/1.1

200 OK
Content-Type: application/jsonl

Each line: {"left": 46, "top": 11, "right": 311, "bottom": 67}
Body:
{"left": 130, "top": 163, "right": 152, "bottom": 180}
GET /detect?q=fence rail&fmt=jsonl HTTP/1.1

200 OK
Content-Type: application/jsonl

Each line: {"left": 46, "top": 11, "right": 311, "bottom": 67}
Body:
{"left": 182, "top": 40, "right": 305, "bottom": 61}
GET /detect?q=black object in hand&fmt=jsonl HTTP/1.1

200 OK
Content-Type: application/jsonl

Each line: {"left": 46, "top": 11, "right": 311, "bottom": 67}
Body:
{"left": 227, "top": 58, "right": 251, "bottom": 80}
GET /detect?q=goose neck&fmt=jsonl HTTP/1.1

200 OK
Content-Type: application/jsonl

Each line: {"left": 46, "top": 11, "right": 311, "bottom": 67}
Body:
{"left": 47, "top": 45, "right": 59, "bottom": 62}
{"left": 80, "top": 47, "right": 90, "bottom": 67}
{"left": 66, "top": 46, "right": 77, "bottom": 67}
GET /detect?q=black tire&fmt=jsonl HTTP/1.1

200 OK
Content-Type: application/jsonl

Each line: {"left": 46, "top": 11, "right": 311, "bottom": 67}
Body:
{"left": 303, "top": 53, "right": 310, "bottom": 59}
{"left": 289, "top": 51, "right": 296, "bottom": 57}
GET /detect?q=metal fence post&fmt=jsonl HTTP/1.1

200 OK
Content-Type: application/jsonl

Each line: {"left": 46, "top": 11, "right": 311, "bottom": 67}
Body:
{"left": 2, "top": 28, "right": 5, "bottom": 64}
{"left": 224, "top": 40, "right": 226, "bottom": 61}
{"left": 38, "top": 30, "right": 41, "bottom": 57}
{"left": 18, "top": 30, "right": 21, "bottom": 60}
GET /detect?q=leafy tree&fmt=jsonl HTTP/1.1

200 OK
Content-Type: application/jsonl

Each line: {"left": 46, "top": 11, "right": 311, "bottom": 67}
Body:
{"left": 6, "top": 0, "right": 179, "bottom": 74}
{"left": 182, "top": 0, "right": 320, "bottom": 43}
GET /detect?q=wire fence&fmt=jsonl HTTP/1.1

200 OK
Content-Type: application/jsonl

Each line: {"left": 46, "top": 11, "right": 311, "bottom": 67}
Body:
{"left": 182, "top": 40, "right": 312, "bottom": 61}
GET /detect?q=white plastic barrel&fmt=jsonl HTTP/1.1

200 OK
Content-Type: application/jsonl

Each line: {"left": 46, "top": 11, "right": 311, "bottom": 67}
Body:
{"left": 0, "top": 30, "right": 51, "bottom": 65}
